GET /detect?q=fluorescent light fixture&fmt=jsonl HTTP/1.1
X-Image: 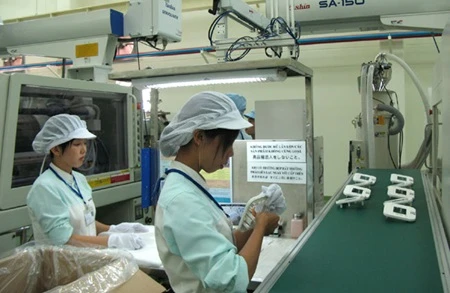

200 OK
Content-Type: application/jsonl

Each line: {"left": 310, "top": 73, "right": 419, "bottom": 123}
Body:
{"left": 135, "top": 69, "right": 287, "bottom": 89}
{"left": 115, "top": 81, "right": 132, "bottom": 87}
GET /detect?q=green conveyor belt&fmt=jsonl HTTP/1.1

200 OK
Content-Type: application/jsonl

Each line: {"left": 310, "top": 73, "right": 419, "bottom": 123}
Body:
{"left": 270, "top": 169, "right": 443, "bottom": 293}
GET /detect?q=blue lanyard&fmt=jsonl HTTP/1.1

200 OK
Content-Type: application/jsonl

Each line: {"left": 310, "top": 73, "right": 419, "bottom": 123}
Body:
{"left": 49, "top": 167, "right": 86, "bottom": 205}
{"left": 154, "top": 168, "right": 229, "bottom": 218}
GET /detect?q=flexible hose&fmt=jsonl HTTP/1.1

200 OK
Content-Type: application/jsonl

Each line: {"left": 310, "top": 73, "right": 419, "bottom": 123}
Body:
{"left": 376, "top": 104, "right": 405, "bottom": 135}
{"left": 374, "top": 52, "right": 432, "bottom": 168}
{"left": 374, "top": 52, "right": 431, "bottom": 123}
{"left": 365, "top": 65, "right": 376, "bottom": 167}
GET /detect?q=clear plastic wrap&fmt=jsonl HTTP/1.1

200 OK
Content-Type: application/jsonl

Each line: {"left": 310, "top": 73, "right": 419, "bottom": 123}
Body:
{"left": 0, "top": 244, "right": 139, "bottom": 293}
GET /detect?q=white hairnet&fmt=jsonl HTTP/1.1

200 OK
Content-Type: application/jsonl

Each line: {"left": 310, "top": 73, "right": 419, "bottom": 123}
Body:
{"left": 32, "top": 114, "right": 96, "bottom": 154}
{"left": 160, "top": 91, "right": 252, "bottom": 157}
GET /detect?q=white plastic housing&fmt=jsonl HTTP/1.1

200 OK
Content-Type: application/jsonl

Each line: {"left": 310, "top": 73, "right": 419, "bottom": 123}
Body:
{"left": 387, "top": 185, "right": 415, "bottom": 198}
{"left": 383, "top": 202, "right": 416, "bottom": 222}
{"left": 353, "top": 173, "right": 376, "bottom": 185}
{"left": 390, "top": 174, "right": 414, "bottom": 187}
{"left": 125, "top": 0, "right": 182, "bottom": 43}
{"left": 343, "top": 185, "right": 371, "bottom": 199}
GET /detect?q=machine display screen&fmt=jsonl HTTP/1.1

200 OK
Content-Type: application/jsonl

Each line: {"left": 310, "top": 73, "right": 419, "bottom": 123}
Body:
{"left": 352, "top": 188, "right": 363, "bottom": 194}
{"left": 360, "top": 175, "right": 369, "bottom": 180}
{"left": 398, "top": 176, "right": 407, "bottom": 181}
{"left": 393, "top": 206, "right": 407, "bottom": 215}
{"left": 11, "top": 84, "right": 129, "bottom": 188}
{"left": 396, "top": 189, "right": 407, "bottom": 195}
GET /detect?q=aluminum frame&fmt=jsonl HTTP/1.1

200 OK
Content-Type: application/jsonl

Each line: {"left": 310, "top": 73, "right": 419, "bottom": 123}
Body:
{"left": 109, "top": 58, "right": 315, "bottom": 223}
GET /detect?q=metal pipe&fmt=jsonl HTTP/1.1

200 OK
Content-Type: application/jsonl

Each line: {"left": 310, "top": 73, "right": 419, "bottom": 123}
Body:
{"left": 0, "top": 31, "right": 441, "bottom": 72}
{"left": 274, "top": 0, "right": 279, "bottom": 32}
{"left": 270, "top": 0, "right": 274, "bottom": 20}
{"left": 285, "top": 0, "right": 290, "bottom": 32}
{"left": 290, "top": 0, "right": 295, "bottom": 32}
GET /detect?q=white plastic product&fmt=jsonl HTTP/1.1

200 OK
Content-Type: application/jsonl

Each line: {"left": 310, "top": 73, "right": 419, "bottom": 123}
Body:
{"left": 237, "top": 193, "right": 269, "bottom": 231}
{"left": 353, "top": 173, "right": 377, "bottom": 186}
{"left": 383, "top": 196, "right": 414, "bottom": 205}
{"left": 390, "top": 174, "right": 414, "bottom": 187}
{"left": 383, "top": 202, "right": 416, "bottom": 222}
{"left": 387, "top": 185, "right": 415, "bottom": 198}
{"left": 343, "top": 185, "right": 371, "bottom": 199}
{"left": 336, "top": 195, "right": 366, "bottom": 208}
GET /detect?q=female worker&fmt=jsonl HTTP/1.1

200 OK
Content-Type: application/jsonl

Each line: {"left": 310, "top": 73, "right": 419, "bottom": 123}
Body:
{"left": 27, "top": 114, "right": 147, "bottom": 250}
{"left": 154, "top": 92, "right": 280, "bottom": 292}
{"left": 225, "top": 93, "right": 252, "bottom": 140}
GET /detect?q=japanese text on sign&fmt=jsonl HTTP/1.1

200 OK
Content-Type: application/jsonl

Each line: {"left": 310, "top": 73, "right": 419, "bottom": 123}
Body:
{"left": 247, "top": 141, "right": 306, "bottom": 184}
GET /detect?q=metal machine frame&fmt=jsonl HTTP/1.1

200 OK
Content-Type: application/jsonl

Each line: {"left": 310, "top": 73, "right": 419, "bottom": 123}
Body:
{"left": 0, "top": 73, "right": 144, "bottom": 245}
{"left": 109, "top": 58, "right": 317, "bottom": 222}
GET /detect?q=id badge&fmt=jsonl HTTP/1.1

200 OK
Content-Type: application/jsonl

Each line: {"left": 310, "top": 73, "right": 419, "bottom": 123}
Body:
{"left": 84, "top": 206, "right": 95, "bottom": 226}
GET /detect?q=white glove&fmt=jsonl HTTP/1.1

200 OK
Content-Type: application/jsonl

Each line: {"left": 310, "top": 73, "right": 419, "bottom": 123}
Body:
{"left": 260, "top": 184, "right": 287, "bottom": 215}
{"left": 108, "top": 233, "right": 144, "bottom": 250}
{"left": 108, "top": 222, "right": 150, "bottom": 233}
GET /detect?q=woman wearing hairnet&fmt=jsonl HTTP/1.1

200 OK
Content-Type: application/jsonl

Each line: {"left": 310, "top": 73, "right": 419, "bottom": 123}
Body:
{"left": 155, "top": 92, "right": 280, "bottom": 293}
{"left": 244, "top": 110, "right": 256, "bottom": 139}
{"left": 27, "top": 114, "right": 146, "bottom": 250}
{"left": 225, "top": 93, "right": 252, "bottom": 140}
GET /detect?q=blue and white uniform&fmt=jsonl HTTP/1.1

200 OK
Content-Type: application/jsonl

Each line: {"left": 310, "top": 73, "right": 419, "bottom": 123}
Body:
{"left": 27, "top": 163, "right": 96, "bottom": 245}
{"left": 155, "top": 161, "right": 249, "bottom": 293}
{"left": 237, "top": 130, "right": 252, "bottom": 140}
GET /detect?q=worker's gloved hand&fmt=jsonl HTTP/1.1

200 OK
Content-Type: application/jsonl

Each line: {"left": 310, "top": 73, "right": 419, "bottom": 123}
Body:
{"left": 108, "top": 222, "right": 150, "bottom": 233}
{"left": 260, "top": 184, "right": 286, "bottom": 215}
{"left": 108, "top": 233, "right": 144, "bottom": 250}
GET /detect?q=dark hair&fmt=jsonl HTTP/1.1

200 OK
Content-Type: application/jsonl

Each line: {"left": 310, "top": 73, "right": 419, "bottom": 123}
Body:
{"left": 202, "top": 128, "right": 239, "bottom": 159}
{"left": 49, "top": 139, "right": 74, "bottom": 158}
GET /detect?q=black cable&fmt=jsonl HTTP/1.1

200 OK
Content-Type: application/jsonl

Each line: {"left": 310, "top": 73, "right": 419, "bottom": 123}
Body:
{"left": 373, "top": 98, "right": 385, "bottom": 105}
{"left": 383, "top": 86, "right": 394, "bottom": 106}
{"left": 208, "top": 11, "right": 232, "bottom": 46}
{"left": 61, "top": 58, "right": 66, "bottom": 78}
{"left": 209, "top": 13, "right": 300, "bottom": 62}
{"left": 226, "top": 36, "right": 253, "bottom": 61}
{"left": 387, "top": 116, "right": 398, "bottom": 169}
{"left": 398, "top": 130, "right": 403, "bottom": 168}
{"left": 383, "top": 87, "right": 403, "bottom": 168}
{"left": 432, "top": 34, "right": 441, "bottom": 53}
{"left": 135, "top": 40, "right": 141, "bottom": 70}
{"left": 392, "top": 91, "right": 400, "bottom": 109}
{"left": 391, "top": 90, "right": 402, "bottom": 167}
{"left": 140, "top": 37, "right": 165, "bottom": 51}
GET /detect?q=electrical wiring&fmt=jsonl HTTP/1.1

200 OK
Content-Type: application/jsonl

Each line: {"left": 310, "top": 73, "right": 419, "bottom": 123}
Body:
{"left": 387, "top": 116, "right": 398, "bottom": 169}
{"left": 208, "top": 11, "right": 233, "bottom": 46}
{"left": 383, "top": 87, "right": 401, "bottom": 168}
{"left": 208, "top": 11, "right": 301, "bottom": 62}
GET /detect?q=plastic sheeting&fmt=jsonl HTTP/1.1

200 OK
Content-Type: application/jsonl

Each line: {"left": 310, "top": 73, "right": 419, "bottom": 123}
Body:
{"left": 0, "top": 244, "right": 138, "bottom": 293}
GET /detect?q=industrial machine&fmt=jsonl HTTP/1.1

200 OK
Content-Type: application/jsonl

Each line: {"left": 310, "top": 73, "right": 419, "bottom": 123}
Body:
{"left": 267, "top": 0, "right": 450, "bottom": 34}
{"left": 209, "top": 0, "right": 450, "bottom": 62}
{"left": 0, "top": 0, "right": 182, "bottom": 253}
{"left": 349, "top": 53, "right": 432, "bottom": 171}
{"left": 0, "top": 0, "right": 182, "bottom": 81}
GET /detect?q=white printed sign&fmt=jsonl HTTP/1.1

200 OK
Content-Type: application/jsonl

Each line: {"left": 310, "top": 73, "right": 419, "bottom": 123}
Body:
{"left": 247, "top": 141, "right": 306, "bottom": 184}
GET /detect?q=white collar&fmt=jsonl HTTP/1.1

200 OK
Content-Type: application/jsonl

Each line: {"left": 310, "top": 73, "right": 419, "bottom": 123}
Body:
{"left": 169, "top": 161, "right": 209, "bottom": 191}
{"left": 50, "top": 162, "right": 74, "bottom": 184}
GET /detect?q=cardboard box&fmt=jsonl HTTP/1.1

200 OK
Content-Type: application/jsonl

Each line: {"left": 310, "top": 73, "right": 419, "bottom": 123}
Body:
{"left": 0, "top": 246, "right": 165, "bottom": 293}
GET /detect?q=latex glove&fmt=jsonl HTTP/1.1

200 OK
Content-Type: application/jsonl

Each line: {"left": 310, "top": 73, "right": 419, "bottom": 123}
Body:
{"left": 108, "top": 233, "right": 144, "bottom": 250}
{"left": 108, "top": 222, "right": 150, "bottom": 233}
{"left": 261, "top": 184, "right": 287, "bottom": 215}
